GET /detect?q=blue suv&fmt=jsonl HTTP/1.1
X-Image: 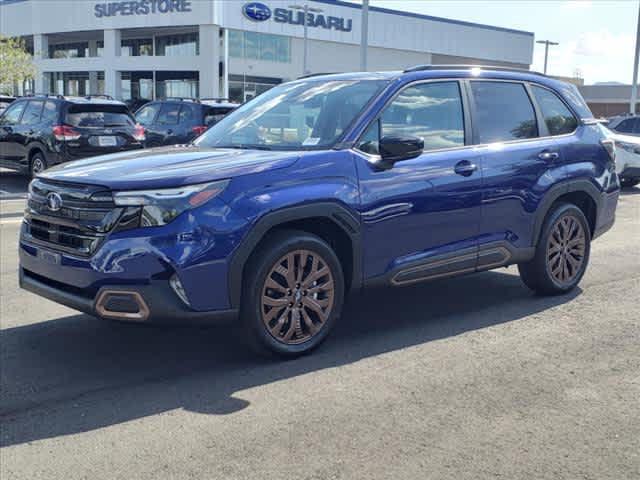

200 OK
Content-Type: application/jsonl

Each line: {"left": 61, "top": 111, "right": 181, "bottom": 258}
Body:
{"left": 19, "top": 66, "right": 620, "bottom": 357}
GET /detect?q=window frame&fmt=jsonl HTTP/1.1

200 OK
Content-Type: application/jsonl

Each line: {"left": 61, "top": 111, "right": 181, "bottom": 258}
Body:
{"left": 135, "top": 102, "right": 162, "bottom": 126}
{"left": 18, "top": 100, "right": 45, "bottom": 126}
{"left": 0, "top": 100, "right": 27, "bottom": 126}
{"left": 354, "top": 78, "right": 473, "bottom": 157}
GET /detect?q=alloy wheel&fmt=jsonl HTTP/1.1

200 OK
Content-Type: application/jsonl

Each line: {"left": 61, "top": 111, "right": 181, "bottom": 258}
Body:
{"left": 31, "top": 157, "right": 45, "bottom": 175}
{"left": 546, "top": 214, "right": 586, "bottom": 285}
{"left": 261, "top": 249, "right": 335, "bottom": 345}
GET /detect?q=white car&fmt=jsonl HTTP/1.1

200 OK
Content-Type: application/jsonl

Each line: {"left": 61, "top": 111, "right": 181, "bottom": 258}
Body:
{"left": 598, "top": 124, "right": 640, "bottom": 188}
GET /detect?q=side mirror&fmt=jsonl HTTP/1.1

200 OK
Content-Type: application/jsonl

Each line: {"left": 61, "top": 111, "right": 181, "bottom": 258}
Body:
{"left": 379, "top": 135, "right": 424, "bottom": 163}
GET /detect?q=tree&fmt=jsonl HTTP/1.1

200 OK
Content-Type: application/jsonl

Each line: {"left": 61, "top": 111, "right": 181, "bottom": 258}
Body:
{"left": 0, "top": 35, "right": 36, "bottom": 94}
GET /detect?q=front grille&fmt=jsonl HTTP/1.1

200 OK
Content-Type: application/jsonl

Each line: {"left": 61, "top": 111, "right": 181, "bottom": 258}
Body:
{"left": 23, "top": 179, "right": 128, "bottom": 257}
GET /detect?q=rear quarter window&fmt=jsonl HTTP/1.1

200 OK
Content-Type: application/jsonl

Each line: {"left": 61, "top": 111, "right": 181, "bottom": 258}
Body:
{"left": 530, "top": 85, "right": 578, "bottom": 136}
{"left": 65, "top": 105, "right": 134, "bottom": 127}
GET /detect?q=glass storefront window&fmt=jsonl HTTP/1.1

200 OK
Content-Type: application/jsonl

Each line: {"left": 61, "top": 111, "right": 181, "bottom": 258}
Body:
{"left": 155, "top": 33, "right": 199, "bottom": 56}
{"left": 49, "top": 42, "right": 88, "bottom": 59}
{"left": 45, "top": 72, "right": 104, "bottom": 96}
{"left": 228, "top": 30, "right": 291, "bottom": 63}
{"left": 122, "top": 38, "right": 153, "bottom": 57}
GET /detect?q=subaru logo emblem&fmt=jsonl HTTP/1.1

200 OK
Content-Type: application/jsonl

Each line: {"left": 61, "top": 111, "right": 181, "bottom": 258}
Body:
{"left": 46, "top": 192, "right": 63, "bottom": 212}
{"left": 243, "top": 2, "right": 271, "bottom": 21}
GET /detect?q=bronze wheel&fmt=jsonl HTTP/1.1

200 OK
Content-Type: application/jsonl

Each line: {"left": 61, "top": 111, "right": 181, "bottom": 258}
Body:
{"left": 546, "top": 214, "right": 586, "bottom": 285}
{"left": 261, "top": 249, "right": 335, "bottom": 345}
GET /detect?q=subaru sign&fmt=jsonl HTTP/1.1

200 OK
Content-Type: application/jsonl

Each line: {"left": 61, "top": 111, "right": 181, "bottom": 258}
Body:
{"left": 242, "top": 2, "right": 352, "bottom": 32}
{"left": 243, "top": 2, "right": 272, "bottom": 22}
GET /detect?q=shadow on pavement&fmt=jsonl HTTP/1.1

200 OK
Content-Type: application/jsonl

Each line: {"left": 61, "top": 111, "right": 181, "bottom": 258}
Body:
{"left": 0, "top": 270, "right": 581, "bottom": 447}
{"left": 0, "top": 169, "right": 29, "bottom": 199}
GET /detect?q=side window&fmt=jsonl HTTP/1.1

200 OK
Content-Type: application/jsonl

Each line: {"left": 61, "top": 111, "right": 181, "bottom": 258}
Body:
{"left": 614, "top": 118, "right": 635, "bottom": 133}
{"left": 178, "top": 105, "right": 195, "bottom": 124}
{"left": 19, "top": 101, "right": 44, "bottom": 125}
{"left": 204, "top": 107, "right": 232, "bottom": 126}
{"left": 1, "top": 102, "right": 27, "bottom": 126}
{"left": 470, "top": 81, "right": 538, "bottom": 143}
{"left": 357, "top": 81, "right": 465, "bottom": 154}
{"left": 531, "top": 85, "right": 578, "bottom": 136}
{"left": 135, "top": 103, "right": 161, "bottom": 126}
{"left": 41, "top": 101, "right": 59, "bottom": 125}
{"left": 156, "top": 103, "right": 180, "bottom": 125}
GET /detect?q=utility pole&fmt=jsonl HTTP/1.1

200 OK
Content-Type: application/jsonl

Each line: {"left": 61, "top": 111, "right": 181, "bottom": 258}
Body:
{"left": 630, "top": 1, "right": 640, "bottom": 114}
{"left": 290, "top": 4, "right": 323, "bottom": 75}
{"left": 360, "top": 0, "right": 369, "bottom": 71}
{"left": 536, "top": 39, "right": 559, "bottom": 74}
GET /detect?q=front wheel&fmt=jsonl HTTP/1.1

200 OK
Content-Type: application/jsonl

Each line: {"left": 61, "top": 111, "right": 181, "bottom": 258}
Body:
{"left": 518, "top": 203, "right": 591, "bottom": 295}
{"left": 241, "top": 230, "right": 345, "bottom": 357}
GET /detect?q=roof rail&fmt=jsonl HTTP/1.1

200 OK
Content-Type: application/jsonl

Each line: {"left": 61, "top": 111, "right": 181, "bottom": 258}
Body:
{"left": 297, "top": 72, "right": 338, "bottom": 79}
{"left": 84, "top": 94, "right": 114, "bottom": 100}
{"left": 23, "top": 93, "right": 66, "bottom": 99}
{"left": 164, "top": 97, "right": 200, "bottom": 103}
{"left": 200, "top": 97, "right": 231, "bottom": 102}
{"left": 403, "top": 64, "right": 548, "bottom": 77}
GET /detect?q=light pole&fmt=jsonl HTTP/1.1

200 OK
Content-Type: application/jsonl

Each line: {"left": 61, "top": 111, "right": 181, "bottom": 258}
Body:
{"left": 360, "top": 0, "right": 369, "bottom": 71}
{"left": 536, "top": 39, "right": 559, "bottom": 74}
{"left": 289, "top": 4, "right": 323, "bottom": 75}
{"left": 630, "top": 1, "right": 640, "bottom": 114}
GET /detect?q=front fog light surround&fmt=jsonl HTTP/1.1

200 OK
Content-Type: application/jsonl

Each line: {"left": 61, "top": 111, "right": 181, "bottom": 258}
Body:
{"left": 170, "top": 274, "right": 191, "bottom": 307}
{"left": 113, "top": 180, "right": 229, "bottom": 227}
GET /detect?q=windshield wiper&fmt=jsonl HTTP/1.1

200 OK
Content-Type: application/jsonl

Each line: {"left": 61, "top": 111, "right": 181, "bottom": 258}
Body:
{"left": 214, "top": 144, "right": 273, "bottom": 151}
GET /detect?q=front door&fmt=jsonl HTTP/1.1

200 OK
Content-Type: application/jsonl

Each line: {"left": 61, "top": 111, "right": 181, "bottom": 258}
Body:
{"left": 354, "top": 80, "right": 484, "bottom": 285}
{"left": 0, "top": 101, "right": 27, "bottom": 165}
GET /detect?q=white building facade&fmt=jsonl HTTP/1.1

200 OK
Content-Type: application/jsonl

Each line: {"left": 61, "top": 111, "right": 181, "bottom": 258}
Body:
{"left": 0, "top": 0, "right": 535, "bottom": 103}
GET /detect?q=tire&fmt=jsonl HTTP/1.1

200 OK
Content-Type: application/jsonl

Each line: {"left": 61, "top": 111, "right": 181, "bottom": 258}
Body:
{"left": 620, "top": 177, "right": 640, "bottom": 188}
{"left": 240, "top": 229, "right": 345, "bottom": 358}
{"left": 518, "top": 203, "right": 591, "bottom": 295}
{"left": 29, "top": 152, "right": 47, "bottom": 178}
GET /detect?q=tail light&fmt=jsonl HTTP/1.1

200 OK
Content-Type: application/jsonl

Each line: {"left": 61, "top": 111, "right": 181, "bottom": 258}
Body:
{"left": 600, "top": 139, "right": 616, "bottom": 163}
{"left": 192, "top": 125, "right": 208, "bottom": 136}
{"left": 52, "top": 125, "right": 81, "bottom": 141}
{"left": 133, "top": 124, "right": 145, "bottom": 142}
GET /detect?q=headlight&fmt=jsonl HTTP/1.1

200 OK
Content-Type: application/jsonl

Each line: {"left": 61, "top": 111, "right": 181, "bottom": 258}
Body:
{"left": 616, "top": 141, "right": 640, "bottom": 154}
{"left": 113, "top": 180, "right": 229, "bottom": 226}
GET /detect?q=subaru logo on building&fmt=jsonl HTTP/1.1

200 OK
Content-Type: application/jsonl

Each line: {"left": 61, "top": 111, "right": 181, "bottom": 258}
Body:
{"left": 46, "top": 192, "right": 63, "bottom": 212}
{"left": 243, "top": 2, "right": 271, "bottom": 22}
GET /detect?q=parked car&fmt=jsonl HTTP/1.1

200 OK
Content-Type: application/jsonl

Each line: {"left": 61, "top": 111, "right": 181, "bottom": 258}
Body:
{"left": 134, "top": 98, "right": 239, "bottom": 147}
{"left": 0, "top": 95, "right": 16, "bottom": 114}
{"left": 0, "top": 94, "right": 145, "bottom": 177}
{"left": 608, "top": 114, "right": 640, "bottom": 136}
{"left": 598, "top": 123, "right": 640, "bottom": 188}
{"left": 19, "top": 67, "right": 619, "bottom": 357}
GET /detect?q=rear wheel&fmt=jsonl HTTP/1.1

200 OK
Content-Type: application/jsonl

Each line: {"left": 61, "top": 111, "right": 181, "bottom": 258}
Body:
{"left": 518, "top": 203, "right": 591, "bottom": 295}
{"left": 29, "top": 152, "right": 47, "bottom": 178}
{"left": 241, "top": 230, "right": 344, "bottom": 357}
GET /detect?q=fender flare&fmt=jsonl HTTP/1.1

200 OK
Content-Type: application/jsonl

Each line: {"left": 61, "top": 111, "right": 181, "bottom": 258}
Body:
{"left": 227, "top": 202, "right": 362, "bottom": 308}
{"left": 531, "top": 179, "right": 602, "bottom": 247}
{"left": 26, "top": 142, "right": 48, "bottom": 166}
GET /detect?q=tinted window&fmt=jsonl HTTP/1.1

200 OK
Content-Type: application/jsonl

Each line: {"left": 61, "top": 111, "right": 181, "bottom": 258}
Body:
{"left": 531, "top": 85, "right": 577, "bottom": 136}
{"left": 357, "top": 81, "right": 465, "bottom": 154}
{"left": 1, "top": 102, "right": 26, "bottom": 125}
{"left": 178, "top": 104, "right": 196, "bottom": 124}
{"left": 135, "top": 103, "right": 161, "bottom": 125}
{"left": 41, "top": 101, "right": 58, "bottom": 125}
{"left": 156, "top": 103, "right": 181, "bottom": 125}
{"left": 204, "top": 107, "right": 234, "bottom": 126}
{"left": 65, "top": 105, "right": 134, "bottom": 127}
{"left": 471, "top": 82, "right": 537, "bottom": 143}
{"left": 614, "top": 118, "right": 636, "bottom": 133}
{"left": 19, "top": 101, "right": 44, "bottom": 125}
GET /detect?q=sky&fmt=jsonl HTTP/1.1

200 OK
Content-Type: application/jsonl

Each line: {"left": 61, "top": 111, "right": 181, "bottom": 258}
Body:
{"left": 345, "top": 0, "right": 638, "bottom": 85}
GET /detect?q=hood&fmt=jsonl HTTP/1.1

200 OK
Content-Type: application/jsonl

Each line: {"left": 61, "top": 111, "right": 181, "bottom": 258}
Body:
{"left": 39, "top": 145, "right": 300, "bottom": 190}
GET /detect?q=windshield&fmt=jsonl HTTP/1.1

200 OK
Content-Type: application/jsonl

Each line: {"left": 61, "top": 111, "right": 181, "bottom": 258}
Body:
{"left": 195, "top": 79, "right": 388, "bottom": 150}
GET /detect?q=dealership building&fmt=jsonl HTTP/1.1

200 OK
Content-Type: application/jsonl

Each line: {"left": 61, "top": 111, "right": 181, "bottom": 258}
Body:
{"left": 0, "top": 0, "right": 535, "bottom": 103}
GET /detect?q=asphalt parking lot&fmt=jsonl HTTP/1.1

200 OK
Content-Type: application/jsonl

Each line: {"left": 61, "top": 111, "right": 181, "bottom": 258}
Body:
{"left": 1, "top": 175, "right": 639, "bottom": 480}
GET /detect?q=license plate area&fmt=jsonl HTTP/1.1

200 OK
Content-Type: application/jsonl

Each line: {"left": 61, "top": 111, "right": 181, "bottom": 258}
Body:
{"left": 97, "top": 136, "right": 118, "bottom": 147}
{"left": 37, "top": 248, "right": 61, "bottom": 265}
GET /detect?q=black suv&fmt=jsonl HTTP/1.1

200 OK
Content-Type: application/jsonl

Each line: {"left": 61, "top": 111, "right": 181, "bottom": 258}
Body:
{"left": 0, "top": 94, "right": 145, "bottom": 177}
{"left": 134, "top": 98, "right": 238, "bottom": 147}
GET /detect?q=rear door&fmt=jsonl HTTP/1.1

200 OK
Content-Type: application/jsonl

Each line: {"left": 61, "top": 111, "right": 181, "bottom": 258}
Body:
{"left": 0, "top": 101, "right": 27, "bottom": 164}
{"left": 471, "top": 80, "right": 563, "bottom": 262}
{"left": 134, "top": 102, "right": 161, "bottom": 147}
{"left": 144, "top": 102, "right": 181, "bottom": 147}
{"left": 63, "top": 103, "right": 138, "bottom": 161}
{"left": 15, "top": 100, "right": 45, "bottom": 167}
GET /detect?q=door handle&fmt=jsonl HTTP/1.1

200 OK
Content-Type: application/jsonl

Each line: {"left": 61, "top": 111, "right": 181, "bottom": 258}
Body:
{"left": 538, "top": 150, "right": 559, "bottom": 161}
{"left": 454, "top": 160, "right": 478, "bottom": 177}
